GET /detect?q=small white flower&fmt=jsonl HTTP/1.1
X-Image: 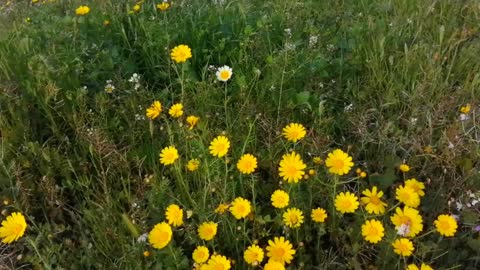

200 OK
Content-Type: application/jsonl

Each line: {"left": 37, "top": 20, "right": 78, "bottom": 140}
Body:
{"left": 284, "top": 28, "right": 292, "bottom": 37}
{"left": 344, "top": 103, "right": 353, "bottom": 112}
{"left": 456, "top": 201, "right": 464, "bottom": 211}
{"left": 460, "top": 113, "right": 470, "bottom": 121}
{"left": 137, "top": 233, "right": 148, "bottom": 243}
{"left": 397, "top": 223, "right": 411, "bottom": 237}
{"left": 216, "top": 65, "right": 233, "bottom": 82}
{"left": 309, "top": 35, "right": 318, "bottom": 47}
{"left": 472, "top": 199, "right": 478, "bottom": 206}
{"left": 410, "top": 117, "right": 418, "bottom": 125}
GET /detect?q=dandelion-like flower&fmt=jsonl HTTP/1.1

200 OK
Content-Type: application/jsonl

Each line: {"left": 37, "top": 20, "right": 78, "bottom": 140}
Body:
{"left": 192, "top": 246, "right": 210, "bottom": 264}
{"left": 311, "top": 208, "right": 328, "bottom": 223}
{"left": 0, "top": 212, "right": 27, "bottom": 244}
{"left": 243, "top": 244, "right": 264, "bottom": 265}
{"left": 407, "top": 263, "right": 434, "bottom": 270}
{"left": 186, "top": 159, "right": 200, "bottom": 171}
{"left": 75, "top": 5, "right": 90, "bottom": 15}
{"left": 205, "top": 255, "right": 231, "bottom": 270}
{"left": 198, "top": 222, "right": 217, "bottom": 241}
{"left": 216, "top": 65, "right": 233, "bottom": 82}
{"left": 325, "top": 149, "right": 354, "bottom": 175}
{"left": 146, "top": 101, "right": 162, "bottom": 119}
{"left": 169, "top": 103, "right": 184, "bottom": 118}
{"left": 283, "top": 208, "right": 304, "bottom": 228}
{"left": 266, "top": 236, "right": 296, "bottom": 265}
{"left": 159, "top": 146, "right": 179, "bottom": 165}
{"left": 278, "top": 151, "right": 306, "bottom": 183}
{"left": 399, "top": 164, "right": 410, "bottom": 172}
{"left": 215, "top": 203, "right": 229, "bottom": 214}
{"left": 271, "top": 190, "right": 289, "bottom": 209}
{"left": 395, "top": 185, "right": 420, "bottom": 208}
{"left": 264, "top": 261, "right": 285, "bottom": 270}
{"left": 434, "top": 214, "right": 458, "bottom": 237}
{"left": 148, "top": 222, "right": 172, "bottom": 249}
{"left": 186, "top": 115, "right": 200, "bottom": 129}
{"left": 460, "top": 103, "right": 471, "bottom": 114}
{"left": 209, "top": 136, "right": 230, "bottom": 157}
{"left": 165, "top": 204, "right": 183, "bottom": 227}
{"left": 405, "top": 178, "right": 425, "bottom": 197}
{"left": 390, "top": 206, "right": 423, "bottom": 237}
{"left": 361, "top": 219, "right": 385, "bottom": 244}
{"left": 392, "top": 238, "right": 414, "bottom": 257}
{"left": 361, "top": 186, "right": 387, "bottom": 214}
{"left": 335, "top": 191, "right": 359, "bottom": 214}
{"left": 236, "top": 154, "right": 258, "bottom": 174}
{"left": 157, "top": 2, "right": 170, "bottom": 11}
{"left": 170, "top": 45, "right": 192, "bottom": 63}
{"left": 229, "top": 197, "right": 251, "bottom": 219}
{"left": 282, "top": 123, "right": 306, "bottom": 142}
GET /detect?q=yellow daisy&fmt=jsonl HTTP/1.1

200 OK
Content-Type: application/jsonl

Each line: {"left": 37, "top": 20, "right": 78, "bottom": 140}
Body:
{"left": 214, "top": 203, "right": 229, "bottom": 214}
{"left": 361, "top": 186, "right": 387, "bottom": 214}
{"left": 392, "top": 238, "right": 414, "bottom": 257}
{"left": 407, "top": 263, "right": 434, "bottom": 270}
{"left": 278, "top": 151, "right": 306, "bottom": 183}
{"left": 192, "top": 246, "right": 210, "bottom": 264}
{"left": 0, "top": 212, "right": 27, "bottom": 244}
{"left": 236, "top": 154, "right": 258, "bottom": 174}
{"left": 243, "top": 244, "right": 264, "bottom": 266}
{"left": 186, "top": 115, "right": 200, "bottom": 129}
{"left": 434, "top": 214, "right": 458, "bottom": 237}
{"left": 313, "top": 156, "right": 323, "bottom": 165}
{"left": 282, "top": 123, "right": 306, "bottom": 142}
{"left": 390, "top": 206, "right": 423, "bottom": 237}
{"left": 146, "top": 101, "right": 162, "bottom": 119}
{"left": 159, "top": 146, "right": 179, "bottom": 165}
{"left": 186, "top": 159, "right": 200, "bottom": 171}
{"left": 399, "top": 164, "right": 410, "bottom": 172}
{"left": 170, "top": 44, "right": 192, "bottom": 63}
{"left": 216, "top": 65, "right": 233, "bottom": 82}
{"left": 405, "top": 178, "right": 425, "bottom": 197}
{"left": 311, "top": 208, "right": 328, "bottom": 223}
{"left": 75, "top": 5, "right": 90, "bottom": 15}
{"left": 165, "top": 204, "right": 183, "bottom": 227}
{"left": 325, "top": 149, "right": 354, "bottom": 175}
{"left": 271, "top": 190, "right": 289, "bottom": 209}
{"left": 209, "top": 136, "right": 230, "bottom": 157}
{"left": 205, "top": 255, "right": 231, "bottom": 270}
{"left": 361, "top": 219, "right": 385, "bottom": 244}
{"left": 283, "top": 208, "right": 304, "bottom": 228}
{"left": 148, "top": 222, "right": 172, "bottom": 249}
{"left": 198, "top": 222, "right": 217, "bottom": 241}
{"left": 157, "top": 2, "right": 170, "bottom": 11}
{"left": 460, "top": 103, "right": 471, "bottom": 114}
{"left": 335, "top": 191, "right": 359, "bottom": 214}
{"left": 395, "top": 185, "right": 420, "bottom": 208}
{"left": 169, "top": 103, "right": 183, "bottom": 118}
{"left": 229, "top": 197, "right": 252, "bottom": 219}
{"left": 264, "top": 261, "right": 285, "bottom": 270}
{"left": 266, "top": 236, "right": 296, "bottom": 265}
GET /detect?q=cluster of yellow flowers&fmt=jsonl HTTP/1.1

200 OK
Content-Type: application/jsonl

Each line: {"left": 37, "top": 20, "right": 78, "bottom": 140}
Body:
{"left": 75, "top": 1, "right": 170, "bottom": 17}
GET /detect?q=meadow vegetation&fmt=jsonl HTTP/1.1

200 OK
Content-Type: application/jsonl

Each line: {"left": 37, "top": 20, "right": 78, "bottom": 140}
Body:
{"left": 0, "top": 0, "right": 479, "bottom": 269}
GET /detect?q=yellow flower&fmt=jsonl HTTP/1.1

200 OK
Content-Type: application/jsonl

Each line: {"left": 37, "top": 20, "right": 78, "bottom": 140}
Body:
{"left": 236, "top": 154, "right": 258, "bottom": 174}
{"left": 266, "top": 236, "right": 296, "bottom": 265}
{"left": 405, "top": 178, "right": 425, "bottom": 197}
{"left": 312, "top": 156, "right": 323, "bottom": 165}
{"left": 148, "top": 222, "right": 172, "bottom": 249}
{"left": 159, "top": 146, "right": 179, "bottom": 165}
{"left": 361, "top": 219, "right": 385, "bottom": 244}
{"left": 169, "top": 103, "right": 184, "bottom": 118}
{"left": 243, "top": 244, "right": 264, "bottom": 265}
{"left": 311, "top": 207, "right": 328, "bottom": 223}
{"left": 283, "top": 208, "right": 304, "bottom": 228}
{"left": 407, "top": 263, "right": 434, "bottom": 270}
{"left": 170, "top": 44, "right": 192, "bottom": 63}
{"left": 282, "top": 123, "right": 306, "bottom": 142}
{"left": 209, "top": 136, "right": 230, "bottom": 157}
{"left": 395, "top": 185, "right": 420, "bottom": 208}
{"left": 264, "top": 261, "right": 285, "bottom": 270}
{"left": 325, "top": 149, "right": 354, "bottom": 175}
{"left": 308, "top": 169, "right": 316, "bottom": 176}
{"left": 229, "top": 197, "right": 251, "bottom": 219}
{"left": 146, "top": 101, "right": 162, "bottom": 119}
{"left": 390, "top": 206, "right": 423, "bottom": 237}
{"left": 165, "top": 204, "right": 183, "bottom": 227}
{"left": 205, "top": 255, "right": 231, "bottom": 270}
{"left": 360, "top": 171, "right": 367, "bottom": 178}
{"left": 434, "top": 214, "right": 458, "bottom": 237}
{"left": 143, "top": 251, "right": 150, "bottom": 257}
{"left": 361, "top": 186, "right": 387, "bottom": 214}
{"left": 75, "top": 5, "right": 90, "bottom": 15}
{"left": 0, "top": 212, "right": 27, "bottom": 244}
{"left": 335, "top": 191, "right": 359, "bottom": 214}
{"left": 399, "top": 164, "right": 410, "bottom": 172}
{"left": 271, "top": 190, "right": 289, "bottom": 209}
{"left": 103, "top": 20, "right": 110, "bottom": 26}
{"left": 216, "top": 65, "right": 233, "bottom": 82}
{"left": 215, "top": 203, "right": 229, "bottom": 214}
{"left": 278, "top": 151, "right": 306, "bottom": 183}
{"left": 157, "top": 2, "right": 170, "bottom": 11}
{"left": 186, "top": 159, "right": 200, "bottom": 171}
{"left": 192, "top": 246, "right": 210, "bottom": 264}
{"left": 198, "top": 222, "right": 217, "bottom": 241}
{"left": 132, "top": 4, "right": 141, "bottom": 12}
{"left": 186, "top": 115, "right": 200, "bottom": 129}
{"left": 392, "top": 238, "right": 414, "bottom": 257}
{"left": 460, "top": 103, "right": 471, "bottom": 114}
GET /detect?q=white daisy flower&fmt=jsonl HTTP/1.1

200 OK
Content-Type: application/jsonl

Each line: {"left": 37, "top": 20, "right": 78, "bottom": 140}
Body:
{"left": 216, "top": 65, "right": 233, "bottom": 82}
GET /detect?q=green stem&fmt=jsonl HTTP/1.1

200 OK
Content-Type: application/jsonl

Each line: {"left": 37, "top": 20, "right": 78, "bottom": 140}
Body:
{"left": 28, "top": 238, "right": 52, "bottom": 270}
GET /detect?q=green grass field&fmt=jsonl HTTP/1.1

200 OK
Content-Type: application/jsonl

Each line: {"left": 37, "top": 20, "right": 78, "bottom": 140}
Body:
{"left": 0, "top": 0, "right": 479, "bottom": 269}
